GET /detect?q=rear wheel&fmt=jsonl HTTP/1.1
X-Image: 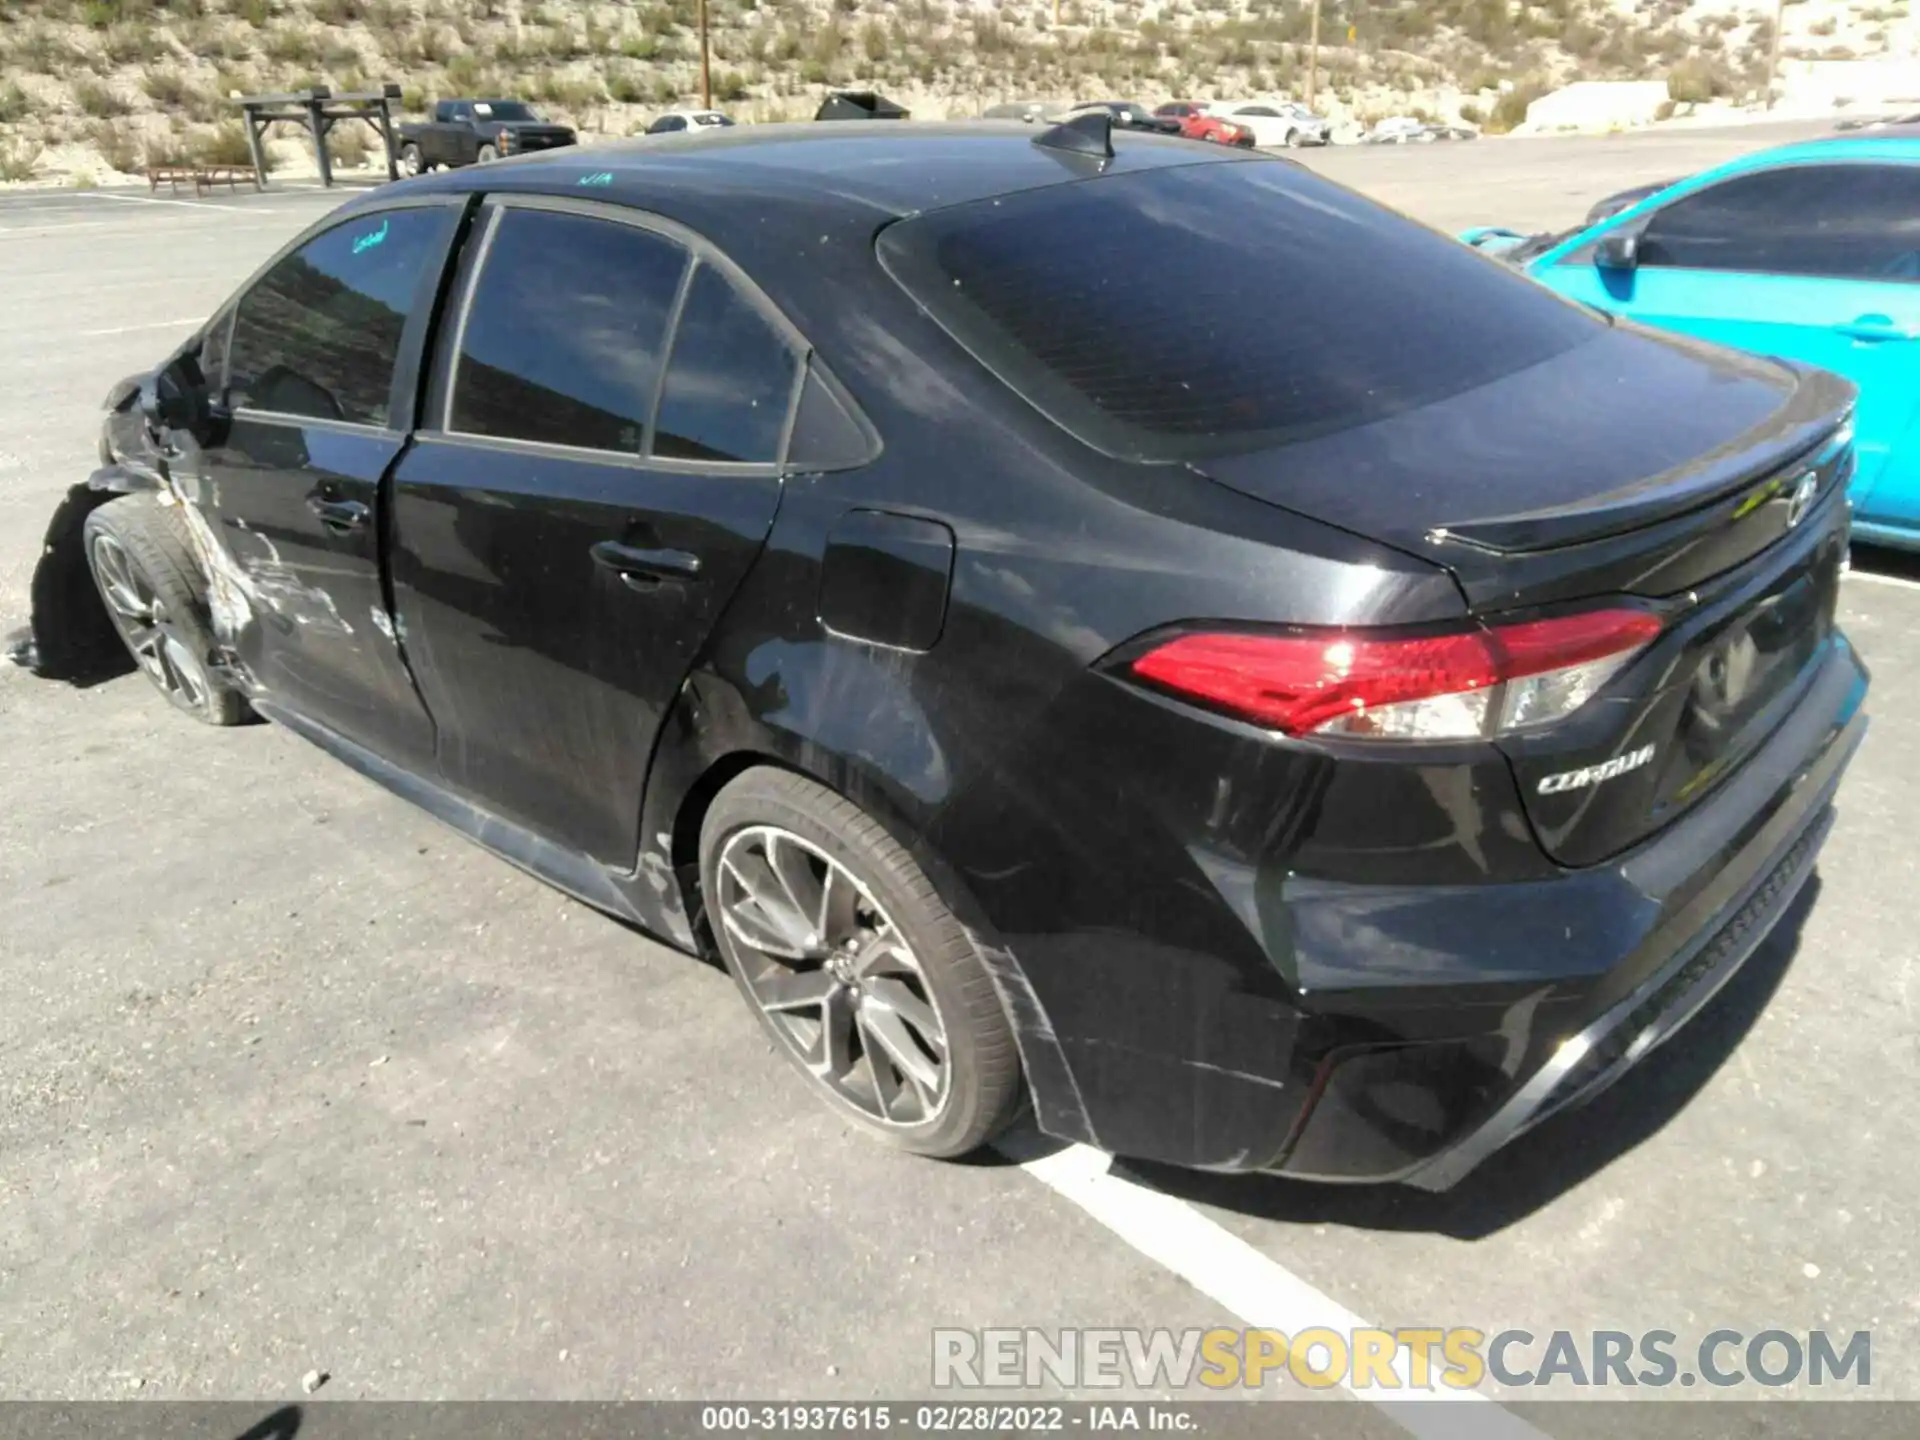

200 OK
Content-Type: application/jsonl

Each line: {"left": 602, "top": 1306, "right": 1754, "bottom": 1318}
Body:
{"left": 476, "top": 142, "right": 499, "bottom": 163}
{"left": 700, "top": 768, "right": 1023, "bottom": 1158}
{"left": 83, "top": 495, "right": 249, "bottom": 726}
{"left": 400, "top": 142, "right": 424, "bottom": 175}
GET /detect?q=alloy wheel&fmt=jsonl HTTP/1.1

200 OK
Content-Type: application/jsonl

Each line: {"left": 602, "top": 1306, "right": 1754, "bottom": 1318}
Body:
{"left": 716, "top": 825, "right": 950, "bottom": 1128}
{"left": 90, "top": 532, "right": 212, "bottom": 716}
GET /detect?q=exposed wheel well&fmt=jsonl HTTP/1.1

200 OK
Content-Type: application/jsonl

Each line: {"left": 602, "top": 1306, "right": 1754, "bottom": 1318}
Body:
{"left": 669, "top": 750, "right": 795, "bottom": 957}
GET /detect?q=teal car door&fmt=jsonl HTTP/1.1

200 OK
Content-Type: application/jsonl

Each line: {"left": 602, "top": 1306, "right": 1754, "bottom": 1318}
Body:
{"left": 1538, "top": 160, "right": 1920, "bottom": 518}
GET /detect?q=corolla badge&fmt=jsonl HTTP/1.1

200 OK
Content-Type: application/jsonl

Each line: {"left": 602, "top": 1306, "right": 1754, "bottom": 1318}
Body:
{"left": 1538, "top": 744, "right": 1656, "bottom": 795}
{"left": 1784, "top": 472, "right": 1819, "bottom": 529}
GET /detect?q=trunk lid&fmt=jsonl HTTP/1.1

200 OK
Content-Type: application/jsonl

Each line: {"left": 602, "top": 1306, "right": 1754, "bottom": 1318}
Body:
{"left": 1194, "top": 328, "right": 1858, "bottom": 866}
{"left": 1195, "top": 326, "right": 1849, "bottom": 566}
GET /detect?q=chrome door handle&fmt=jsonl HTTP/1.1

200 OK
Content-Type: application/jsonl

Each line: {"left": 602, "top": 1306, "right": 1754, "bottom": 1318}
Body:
{"left": 590, "top": 540, "right": 703, "bottom": 589}
{"left": 306, "top": 496, "right": 371, "bottom": 533}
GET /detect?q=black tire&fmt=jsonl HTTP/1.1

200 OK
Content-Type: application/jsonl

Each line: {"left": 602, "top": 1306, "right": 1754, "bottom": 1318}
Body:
{"left": 700, "top": 767, "right": 1024, "bottom": 1159}
{"left": 1285, "top": 128, "right": 1305, "bottom": 147}
{"left": 82, "top": 495, "right": 250, "bottom": 726}
{"left": 400, "top": 142, "right": 424, "bottom": 176}
{"left": 476, "top": 142, "right": 498, "bottom": 163}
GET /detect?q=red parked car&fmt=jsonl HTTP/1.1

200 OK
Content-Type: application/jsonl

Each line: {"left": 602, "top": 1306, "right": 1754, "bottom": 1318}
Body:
{"left": 1153, "top": 101, "right": 1256, "bottom": 148}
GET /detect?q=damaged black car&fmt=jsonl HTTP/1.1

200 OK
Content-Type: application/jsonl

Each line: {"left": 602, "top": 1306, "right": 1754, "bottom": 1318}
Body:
{"left": 20, "top": 119, "right": 1867, "bottom": 1187}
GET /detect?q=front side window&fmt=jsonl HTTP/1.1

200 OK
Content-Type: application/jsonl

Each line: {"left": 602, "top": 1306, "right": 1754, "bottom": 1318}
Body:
{"left": 1637, "top": 163, "right": 1920, "bottom": 278}
{"left": 199, "top": 307, "right": 234, "bottom": 391}
{"left": 450, "top": 207, "right": 688, "bottom": 453}
{"left": 226, "top": 206, "right": 451, "bottom": 426}
{"left": 652, "top": 263, "right": 800, "bottom": 464}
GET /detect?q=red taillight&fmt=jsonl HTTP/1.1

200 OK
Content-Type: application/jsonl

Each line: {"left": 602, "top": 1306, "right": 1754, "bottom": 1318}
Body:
{"left": 1128, "top": 610, "right": 1662, "bottom": 741}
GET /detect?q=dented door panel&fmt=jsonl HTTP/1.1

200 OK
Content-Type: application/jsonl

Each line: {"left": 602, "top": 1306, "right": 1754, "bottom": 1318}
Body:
{"left": 181, "top": 417, "right": 434, "bottom": 767}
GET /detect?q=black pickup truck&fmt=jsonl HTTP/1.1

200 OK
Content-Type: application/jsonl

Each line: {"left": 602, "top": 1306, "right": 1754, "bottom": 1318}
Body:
{"left": 396, "top": 99, "right": 577, "bottom": 172}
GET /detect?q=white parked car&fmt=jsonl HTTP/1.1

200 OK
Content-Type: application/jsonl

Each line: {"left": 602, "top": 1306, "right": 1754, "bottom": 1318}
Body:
{"left": 645, "top": 109, "right": 737, "bottom": 135}
{"left": 1205, "top": 101, "right": 1331, "bottom": 148}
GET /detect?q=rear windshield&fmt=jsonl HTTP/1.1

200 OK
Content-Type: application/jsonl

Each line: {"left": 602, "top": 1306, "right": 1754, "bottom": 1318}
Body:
{"left": 877, "top": 159, "right": 1604, "bottom": 462}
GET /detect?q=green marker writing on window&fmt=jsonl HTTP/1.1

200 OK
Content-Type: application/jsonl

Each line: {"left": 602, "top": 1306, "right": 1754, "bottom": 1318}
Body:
{"left": 352, "top": 218, "right": 389, "bottom": 256}
{"left": 578, "top": 172, "right": 614, "bottom": 188}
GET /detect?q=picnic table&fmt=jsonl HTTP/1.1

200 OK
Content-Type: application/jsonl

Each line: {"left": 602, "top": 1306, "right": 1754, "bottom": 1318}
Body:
{"left": 145, "top": 163, "right": 261, "bottom": 196}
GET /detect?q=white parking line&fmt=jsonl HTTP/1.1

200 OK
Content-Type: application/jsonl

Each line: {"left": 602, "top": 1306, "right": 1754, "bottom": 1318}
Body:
{"left": 1014, "top": 1142, "right": 1551, "bottom": 1439}
{"left": 73, "top": 189, "right": 284, "bottom": 215}
{"left": 78, "top": 318, "right": 206, "bottom": 337}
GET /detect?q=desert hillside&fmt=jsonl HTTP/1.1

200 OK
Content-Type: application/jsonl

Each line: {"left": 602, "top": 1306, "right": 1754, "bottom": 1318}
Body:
{"left": 0, "top": 0, "right": 1913, "bottom": 183}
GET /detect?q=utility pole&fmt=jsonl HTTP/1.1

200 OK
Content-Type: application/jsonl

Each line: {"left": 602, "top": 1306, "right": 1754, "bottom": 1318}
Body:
{"left": 699, "top": 0, "right": 713, "bottom": 110}
{"left": 1305, "top": 0, "right": 1321, "bottom": 110}
{"left": 1766, "top": 0, "right": 1784, "bottom": 109}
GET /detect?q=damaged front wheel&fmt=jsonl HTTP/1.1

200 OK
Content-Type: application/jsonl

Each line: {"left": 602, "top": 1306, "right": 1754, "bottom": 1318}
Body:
{"left": 83, "top": 496, "right": 251, "bottom": 726}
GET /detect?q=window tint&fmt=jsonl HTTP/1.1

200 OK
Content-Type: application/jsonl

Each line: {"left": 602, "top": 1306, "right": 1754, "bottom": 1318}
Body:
{"left": 451, "top": 208, "right": 688, "bottom": 453}
{"left": 787, "top": 362, "right": 877, "bottom": 472}
{"left": 199, "top": 308, "right": 233, "bottom": 391}
{"left": 1240, "top": 105, "right": 1279, "bottom": 117}
{"left": 879, "top": 160, "right": 1601, "bottom": 462}
{"left": 1638, "top": 163, "right": 1920, "bottom": 279}
{"left": 226, "top": 206, "right": 450, "bottom": 426}
{"left": 652, "top": 263, "right": 799, "bottom": 463}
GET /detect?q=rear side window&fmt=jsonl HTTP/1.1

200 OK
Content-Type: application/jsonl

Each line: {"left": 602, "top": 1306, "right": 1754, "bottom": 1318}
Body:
{"left": 652, "top": 263, "right": 800, "bottom": 464}
{"left": 1637, "top": 163, "right": 1920, "bottom": 279}
{"left": 878, "top": 160, "right": 1602, "bottom": 462}
{"left": 450, "top": 207, "right": 688, "bottom": 453}
{"left": 226, "top": 206, "right": 450, "bottom": 426}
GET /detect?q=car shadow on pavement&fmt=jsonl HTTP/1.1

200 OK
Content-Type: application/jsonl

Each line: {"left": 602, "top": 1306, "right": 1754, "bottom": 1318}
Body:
{"left": 235, "top": 1408, "right": 302, "bottom": 1440}
{"left": 1116, "top": 875, "right": 1820, "bottom": 1240}
{"left": 1853, "top": 542, "right": 1920, "bottom": 582}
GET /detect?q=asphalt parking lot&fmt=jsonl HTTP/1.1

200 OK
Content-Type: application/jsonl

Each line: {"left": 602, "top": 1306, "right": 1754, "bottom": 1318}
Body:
{"left": 3, "top": 124, "right": 1919, "bottom": 1426}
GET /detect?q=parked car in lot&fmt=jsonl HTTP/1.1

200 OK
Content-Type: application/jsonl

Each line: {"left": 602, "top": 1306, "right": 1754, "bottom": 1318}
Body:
{"left": 47, "top": 121, "right": 1865, "bottom": 1188}
{"left": 1207, "top": 101, "right": 1330, "bottom": 147}
{"left": 1835, "top": 110, "right": 1920, "bottom": 131}
{"left": 982, "top": 100, "right": 1061, "bottom": 124}
{"left": 1067, "top": 100, "right": 1183, "bottom": 135}
{"left": 1465, "top": 136, "right": 1920, "bottom": 549}
{"left": 645, "top": 108, "right": 736, "bottom": 134}
{"left": 1364, "top": 116, "right": 1477, "bottom": 144}
{"left": 815, "top": 90, "right": 909, "bottom": 120}
{"left": 1150, "top": 101, "right": 1254, "bottom": 147}
{"left": 396, "top": 99, "right": 576, "bottom": 172}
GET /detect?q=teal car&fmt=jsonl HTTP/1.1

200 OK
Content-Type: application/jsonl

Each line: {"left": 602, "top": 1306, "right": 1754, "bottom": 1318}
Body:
{"left": 1466, "top": 136, "right": 1920, "bottom": 550}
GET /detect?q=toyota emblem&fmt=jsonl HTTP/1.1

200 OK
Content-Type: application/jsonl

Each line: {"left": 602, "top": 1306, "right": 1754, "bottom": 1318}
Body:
{"left": 1784, "top": 472, "right": 1819, "bottom": 529}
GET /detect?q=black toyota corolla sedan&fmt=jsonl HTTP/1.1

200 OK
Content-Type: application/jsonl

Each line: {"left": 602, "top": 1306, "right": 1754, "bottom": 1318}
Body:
{"left": 41, "top": 118, "right": 1866, "bottom": 1188}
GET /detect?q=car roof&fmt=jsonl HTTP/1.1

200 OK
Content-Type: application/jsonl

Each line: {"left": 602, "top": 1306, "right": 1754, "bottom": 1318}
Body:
{"left": 398, "top": 120, "right": 1238, "bottom": 218}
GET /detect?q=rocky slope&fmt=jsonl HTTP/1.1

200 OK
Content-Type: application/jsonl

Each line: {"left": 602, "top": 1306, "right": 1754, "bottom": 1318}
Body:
{"left": 0, "top": 0, "right": 1910, "bottom": 184}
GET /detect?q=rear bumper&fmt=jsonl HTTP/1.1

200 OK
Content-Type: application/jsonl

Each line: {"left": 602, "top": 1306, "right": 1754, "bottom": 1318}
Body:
{"left": 965, "top": 631, "right": 1867, "bottom": 1182}
{"left": 1278, "top": 634, "right": 1867, "bottom": 1187}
